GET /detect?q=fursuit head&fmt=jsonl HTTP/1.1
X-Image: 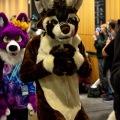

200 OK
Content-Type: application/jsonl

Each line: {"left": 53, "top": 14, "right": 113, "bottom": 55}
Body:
{"left": 36, "top": 0, "right": 82, "bottom": 42}
{"left": 0, "top": 12, "right": 29, "bottom": 65}
{"left": 34, "top": 0, "right": 85, "bottom": 76}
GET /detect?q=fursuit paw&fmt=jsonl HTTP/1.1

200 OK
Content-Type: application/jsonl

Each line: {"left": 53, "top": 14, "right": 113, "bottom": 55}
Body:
{"left": 0, "top": 108, "right": 10, "bottom": 120}
{"left": 50, "top": 44, "right": 76, "bottom": 58}
{"left": 0, "top": 116, "right": 7, "bottom": 120}
{"left": 43, "top": 44, "right": 77, "bottom": 74}
{"left": 50, "top": 44, "right": 77, "bottom": 76}
{"left": 27, "top": 103, "right": 35, "bottom": 116}
{"left": 77, "top": 57, "right": 92, "bottom": 78}
{"left": 53, "top": 57, "right": 77, "bottom": 76}
{"left": 5, "top": 109, "right": 10, "bottom": 116}
{"left": 28, "top": 93, "right": 37, "bottom": 116}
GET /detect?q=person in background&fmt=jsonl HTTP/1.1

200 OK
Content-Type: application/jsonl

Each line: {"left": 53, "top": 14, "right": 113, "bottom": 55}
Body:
{"left": 93, "top": 24, "right": 109, "bottom": 97}
{"left": 107, "top": 19, "right": 117, "bottom": 40}
{"left": 102, "top": 19, "right": 120, "bottom": 120}
{"left": 10, "top": 15, "right": 16, "bottom": 21}
{"left": 102, "top": 39, "right": 114, "bottom": 101}
{"left": 102, "top": 20, "right": 117, "bottom": 101}
{"left": 105, "top": 19, "right": 120, "bottom": 119}
{"left": 27, "top": 14, "right": 44, "bottom": 39}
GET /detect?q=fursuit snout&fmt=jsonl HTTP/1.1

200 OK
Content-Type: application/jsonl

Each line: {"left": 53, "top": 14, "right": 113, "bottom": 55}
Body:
{"left": 6, "top": 40, "right": 20, "bottom": 55}
{"left": 60, "top": 24, "right": 70, "bottom": 34}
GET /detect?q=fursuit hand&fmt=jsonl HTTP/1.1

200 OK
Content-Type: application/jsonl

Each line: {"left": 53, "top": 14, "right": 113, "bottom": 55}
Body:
{"left": 0, "top": 108, "right": 10, "bottom": 120}
{"left": 27, "top": 93, "right": 37, "bottom": 116}
{"left": 27, "top": 103, "right": 35, "bottom": 116}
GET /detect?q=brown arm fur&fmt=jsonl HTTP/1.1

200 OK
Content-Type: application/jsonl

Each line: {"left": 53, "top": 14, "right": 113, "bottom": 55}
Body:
{"left": 77, "top": 41, "right": 92, "bottom": 78}
{"left": 19, "top": 35, "right": 50, "bottom": 83}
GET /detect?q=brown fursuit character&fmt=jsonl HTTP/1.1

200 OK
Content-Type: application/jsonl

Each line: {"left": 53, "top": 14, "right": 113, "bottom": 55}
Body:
{"left": 19, "top": 0, "right": 92, "bottom": 119}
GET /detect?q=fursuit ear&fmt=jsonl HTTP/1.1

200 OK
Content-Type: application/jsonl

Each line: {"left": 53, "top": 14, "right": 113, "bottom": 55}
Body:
{"left": 37, "top": 14, "right": 46, "bottom": 29}
{"left": 66, "top": 0, "right": 83, "bottom": 12}
{"left": 73, "top": 0, "right": 83, "bottom": 12}
{"left": 0, "top": 12, "right": 9, "bottom": 27}
{"left": 34, "top": 0, "right": 54, "bottom": 13}
{"left": 34, "top": 0, "right": 83, "bottom": 14}
{"left": 17, "top": 13, "right": 28, "bottom": 23}
{"left": 34, "top": 0, "right": 44, "bottom": 14}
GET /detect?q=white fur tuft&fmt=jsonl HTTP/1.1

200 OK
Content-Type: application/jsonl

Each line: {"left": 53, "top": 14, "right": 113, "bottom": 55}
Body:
{"left": 5, "top": 108, "right": 10, "bottom": 116}
{"left": 0, "top": 108, "right": 10, "bottom": 120}
{"left": 73, "top": 51, "right": 84, "bottom": 69}
{"left": 27, "top": 103, "right": 34, "bottom": 116}
{"left": 0, "top": 48, "right": 25, "bottom": 65}
{"left": 43, "top": 55, "right": 54, "bottom": 73}
{"left": 0, "top": 115, "right": 7, "bottom": 120}
{"left": 107, "top": 111, "right": 116, "bottom": 120}
{"left": 27, "top": 103, "right": 33, "bottom": 110}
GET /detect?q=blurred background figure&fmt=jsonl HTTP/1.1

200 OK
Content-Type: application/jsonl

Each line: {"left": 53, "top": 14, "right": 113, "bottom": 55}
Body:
{"left": 93, "top": 24, "right": 109, "bottom": 99}
{"left": 27, "top": 14, "right": 44, "bottom": 39}
{"left": 10, "top": 15, "right": 16, "bottom": 21}
{"left": 109, "top": 19, "right": 120, "bottom": 119}
{"left": 102, "top": 19, "right": 118, "bottom": 101}
{"left": 107, "top": 19, "right": 117, "bottom": 40}
{"left": 117, "top": 19, "right": 120, "bottom": 30}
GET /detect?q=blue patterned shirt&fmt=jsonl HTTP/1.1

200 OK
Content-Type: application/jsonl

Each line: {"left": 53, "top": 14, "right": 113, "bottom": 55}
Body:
{"left": 2, "top": 63, "right": 35, "bottom": 109}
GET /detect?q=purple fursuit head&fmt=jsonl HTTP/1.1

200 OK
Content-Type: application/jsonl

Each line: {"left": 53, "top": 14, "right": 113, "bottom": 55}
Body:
{"left": 0, "top": 12, "right": 29, "bottom": 65}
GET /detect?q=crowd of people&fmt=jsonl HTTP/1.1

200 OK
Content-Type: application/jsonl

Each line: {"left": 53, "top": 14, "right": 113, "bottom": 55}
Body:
{"left": 76, "top": 18, "right": 120, "bottom": 119}
{"left": 79, "top": 19, "right": 119, "bottom": 101}
{"left": 93, "top": 19, "right": 118, "bottom": 101}
{"left": 92, "top": 19, "right": 120, "bottom": 119}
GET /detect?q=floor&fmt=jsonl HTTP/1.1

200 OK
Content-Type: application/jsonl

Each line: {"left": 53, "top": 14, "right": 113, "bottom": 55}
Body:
{"left": 28, "top": 94, "right": 113, "bottom": 120}
{"left": 80, "top": 94, "right": 113, "bottom": 120}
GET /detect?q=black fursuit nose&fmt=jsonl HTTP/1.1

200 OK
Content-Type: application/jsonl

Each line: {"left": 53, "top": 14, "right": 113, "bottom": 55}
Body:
{"left": 9, "top": 45, "right": 17, "bottom": 51}
{"left": 60, "top": 24, "right": 70, "bottom": 34}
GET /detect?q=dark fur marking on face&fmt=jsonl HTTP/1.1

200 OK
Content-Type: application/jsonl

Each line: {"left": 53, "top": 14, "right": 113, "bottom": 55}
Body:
{"left": 43, "top": 3, "right": 79, "bottom": 39}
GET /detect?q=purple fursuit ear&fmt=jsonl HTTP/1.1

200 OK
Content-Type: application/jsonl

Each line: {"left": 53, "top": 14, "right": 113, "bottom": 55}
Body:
{"left": 0, "top": 12, "right": 9, "bottom": 27}
{"left": 17, "top": 13, "right": 28, "bottom": 23}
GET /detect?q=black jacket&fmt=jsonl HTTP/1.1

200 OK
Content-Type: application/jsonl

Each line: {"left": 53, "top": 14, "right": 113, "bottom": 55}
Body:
{"left": 111, "top": 29, "right": 120, "bottom": 93}
{"left": 94, "top": 33, "right": 108, "bottom": 58}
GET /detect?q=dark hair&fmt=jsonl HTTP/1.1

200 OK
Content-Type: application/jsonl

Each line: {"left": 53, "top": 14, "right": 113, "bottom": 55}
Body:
{"left": 117, "top": 19, "right": 120, "bottom": 25}
{"left": 109, "top": 21, "right": 116, "bottom": 29}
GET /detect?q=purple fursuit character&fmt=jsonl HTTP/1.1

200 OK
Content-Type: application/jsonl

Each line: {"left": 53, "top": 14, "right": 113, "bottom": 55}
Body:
{"left": 0, "top": 12, "right": 37, "bottom": 120}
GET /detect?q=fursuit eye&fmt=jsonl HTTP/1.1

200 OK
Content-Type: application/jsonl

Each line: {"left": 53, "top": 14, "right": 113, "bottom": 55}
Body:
{"left": 15, "top": 36, "right": 22, "bottom": 42}
{"left": 51, "top": 19, "right": 58, "bottom": 25}
{"left": 67, "top": 18, "right": 73, "bottom": 23}
{"left": 67, "top": 17, "right": 78, "bottom": 23}
{"left": 3, "top": 36, "right": 10, "bottom": 43}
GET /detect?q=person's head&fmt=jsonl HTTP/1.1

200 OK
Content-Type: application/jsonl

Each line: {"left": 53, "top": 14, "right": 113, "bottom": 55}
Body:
{"left": 100, "top": 24, "right": 107, "bottom": 34}
{"left": 107, "top": 19, "right": 117, "bottom": 32}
